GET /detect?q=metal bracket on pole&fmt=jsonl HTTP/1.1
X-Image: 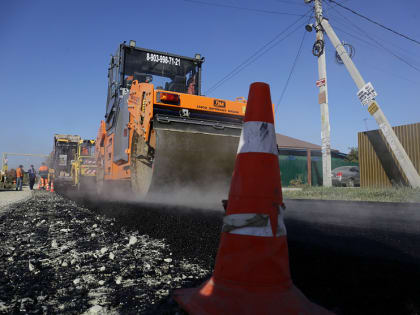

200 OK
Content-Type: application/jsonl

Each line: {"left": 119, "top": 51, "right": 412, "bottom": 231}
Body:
{"left": 320, "top": 18, "right": 420, "bottom": 188}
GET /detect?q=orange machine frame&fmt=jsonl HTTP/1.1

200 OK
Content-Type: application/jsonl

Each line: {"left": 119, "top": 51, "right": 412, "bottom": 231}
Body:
{"left": 96, "top": 82, "right": 246, "bottom": 182}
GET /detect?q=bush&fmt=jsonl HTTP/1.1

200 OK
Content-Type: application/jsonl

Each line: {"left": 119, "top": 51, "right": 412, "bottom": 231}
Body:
{"left": 289, "top": 175, "right": 305, "bottom": 187}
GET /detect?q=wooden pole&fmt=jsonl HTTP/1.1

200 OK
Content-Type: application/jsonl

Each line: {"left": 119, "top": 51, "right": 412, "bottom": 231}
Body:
{"left": 307, "top": 149, "right": 312, "bottom": 186}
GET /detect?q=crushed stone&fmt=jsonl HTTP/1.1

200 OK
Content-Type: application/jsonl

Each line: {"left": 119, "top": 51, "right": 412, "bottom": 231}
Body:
{"left": 0, "top": 191, "right": 211, "bottom": 314}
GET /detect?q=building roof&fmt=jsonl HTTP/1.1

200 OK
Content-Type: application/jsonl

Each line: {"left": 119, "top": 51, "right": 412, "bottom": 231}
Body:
{"left": 276, "top": 133, "right": 321, "bottom": 150}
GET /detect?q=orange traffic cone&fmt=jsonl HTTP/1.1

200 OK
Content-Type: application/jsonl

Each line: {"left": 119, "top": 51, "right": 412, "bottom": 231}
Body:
{"left": 50, "top": 181, "right": 55, "bottom": 192}
{"left": 173, "top": 82, "right": 332, "bottom": 314}
{"left": 46, "top": 182, "right": 50, "bottom": 191}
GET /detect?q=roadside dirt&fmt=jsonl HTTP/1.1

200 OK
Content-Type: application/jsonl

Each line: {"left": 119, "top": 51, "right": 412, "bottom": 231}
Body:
{"left": 0, "top": 186, "right": 33, "bottom": 216}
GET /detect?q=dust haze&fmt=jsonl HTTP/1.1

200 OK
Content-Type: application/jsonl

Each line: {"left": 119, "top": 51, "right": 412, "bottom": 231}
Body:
{"left": 72, "top": 178, "right": 229, "bottom": 214}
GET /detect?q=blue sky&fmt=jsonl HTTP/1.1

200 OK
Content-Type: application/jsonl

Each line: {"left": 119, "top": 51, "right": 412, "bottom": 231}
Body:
{"left": 1, "top": 0, "right": 419, "bottom": 168}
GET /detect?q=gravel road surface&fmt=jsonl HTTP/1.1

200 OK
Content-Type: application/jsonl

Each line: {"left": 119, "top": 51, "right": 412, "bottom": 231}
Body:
{"left": 0, "top": 191, "right": 208, "bottom": 314}
{"left": 0, "top": 186, "right": 33, "bottom": 216}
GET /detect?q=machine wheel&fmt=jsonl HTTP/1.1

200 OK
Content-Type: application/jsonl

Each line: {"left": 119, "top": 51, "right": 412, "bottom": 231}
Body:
{"left": 130, "top": 133, "right": 153, "bottom": 197}
{"left": 347, "top": 179, "right": 355, "bottom": 187}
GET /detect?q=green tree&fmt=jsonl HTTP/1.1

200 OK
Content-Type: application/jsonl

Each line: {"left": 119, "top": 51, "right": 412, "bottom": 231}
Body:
{"left": 346, "top": 146, "right": 358, "bottom": 162}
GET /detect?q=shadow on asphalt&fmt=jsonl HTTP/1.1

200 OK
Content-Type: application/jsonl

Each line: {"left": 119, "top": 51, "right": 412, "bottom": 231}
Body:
{"left": 286, "top": 218, "right": 420, "bottom": 314}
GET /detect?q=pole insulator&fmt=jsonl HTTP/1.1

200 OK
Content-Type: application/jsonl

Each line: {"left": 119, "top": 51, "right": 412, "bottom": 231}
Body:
{"left": 312, "top": 39, "right": 324, "bottom": 57}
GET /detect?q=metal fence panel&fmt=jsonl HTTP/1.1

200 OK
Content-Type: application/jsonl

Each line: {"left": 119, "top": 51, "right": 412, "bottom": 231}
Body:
{"left": 278, "top": 154, "right": 357, "bottom": 187}
{"left": 358, "top": 122, "right": 420, "bottom": 187}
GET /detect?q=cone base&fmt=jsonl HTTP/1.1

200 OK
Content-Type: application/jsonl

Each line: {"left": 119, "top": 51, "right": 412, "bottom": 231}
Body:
{"left": 173, "top": 277, "right": 332, "bottom": 315}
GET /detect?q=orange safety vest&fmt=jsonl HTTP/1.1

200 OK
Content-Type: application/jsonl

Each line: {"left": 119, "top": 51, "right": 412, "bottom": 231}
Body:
{"left": 16, "top": 168, "right": 23, "bottom": 178}
{"left": 39, "top": 165, "right": 49, "bottom": 177}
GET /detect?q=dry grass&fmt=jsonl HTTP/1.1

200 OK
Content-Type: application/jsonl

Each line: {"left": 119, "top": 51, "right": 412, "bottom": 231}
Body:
{"left": 283, "top": 186, "right": 420, "bottom": 203}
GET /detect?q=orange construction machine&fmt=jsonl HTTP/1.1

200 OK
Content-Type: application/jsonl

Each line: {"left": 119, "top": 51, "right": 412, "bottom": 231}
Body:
{"left": 96, "top": 41, "right": 246, "bottom": 196}
{"left": 51, "top": 134, "right": 81, "bottom": 187}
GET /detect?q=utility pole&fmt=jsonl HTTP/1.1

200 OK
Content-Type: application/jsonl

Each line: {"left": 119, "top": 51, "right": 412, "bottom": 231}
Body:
{"left": 1, "top": 153, "right": 49, "bottom": 172}
{"left": 313, "top": 0, "right": 332, "bottom": 187}
{"left": 304, "top": 0, "right": 420, "bottom": 188}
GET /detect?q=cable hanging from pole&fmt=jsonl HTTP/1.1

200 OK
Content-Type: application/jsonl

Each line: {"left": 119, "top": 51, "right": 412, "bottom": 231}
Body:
{"left": 204, "top": 11, "right": 311, "bottom": 95}
{"left": 324, "top": 1, "right": 420, "bottom": 73}
{"left": 327, "top": 13, "right": 419, "bottom": 63}
{"left": 275, "top": 29, "right": 308, "bottom": 113}
{"left": 184, "top": 0, "right": 307, "bottom": 16}
{"left": 328, "top": 0, "right": 420, "bottom": 46}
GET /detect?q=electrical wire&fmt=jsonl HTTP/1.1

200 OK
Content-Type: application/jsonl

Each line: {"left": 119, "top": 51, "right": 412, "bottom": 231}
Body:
{"left": 328, "top": 14, "right": 420, "bottom": 63}
{"left": 204, "top": 11, "right": 311, "bottom": 95}
{"left": 328, "top": 22, "right": 381, "bottom": 50}
{"left": 184, "top": 0, "right": 306, "bottom": 16}
{"left": 205, "top": 19, "right": 307, "bottom": 95}
{"left": 324, "top": 1, "right": 420, "bottom": 73}
{"left": 328, "top": 0, "right": 420, "bottom": 46}
{"left": 274, "top": 0, "right": 308, "bottom": 7}
{"left": 275, "top": 29, "right": 308, "bottom": 113}
{"left": 325, "top": 45, "right": 420, "bottom": 85}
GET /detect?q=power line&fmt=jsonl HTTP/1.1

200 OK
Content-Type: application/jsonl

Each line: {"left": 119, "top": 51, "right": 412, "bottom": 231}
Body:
{"left": 204, "top": 11, "right": 311, "bottom": 95}
{"left": 328, "top": 22, "right": 380, "bottom": 50}
{"left": 324, "top": 1, "right": 420, "bottom": 73}
{"left": 328, "top": 0, "right": 420, "bottom": 46}
{"left": 274, "top": 0, "right": 308, "bottom": 7}
{"left": 184, "top": 0, "right": 306, "bottom": 16}
{"left": 275, "top": 29, "right": 308, "bottom": 113}
{"left": 326, "top": 45, "right": 420, "bottom": 85}
{"left": 328, "top": 14, "right": 420, "bottom": 63}
{"left": 367, "top": 64, "right": 420, "bottom": 86}
{"left": 205, "top": 18, "right": 308, "bottom": 95}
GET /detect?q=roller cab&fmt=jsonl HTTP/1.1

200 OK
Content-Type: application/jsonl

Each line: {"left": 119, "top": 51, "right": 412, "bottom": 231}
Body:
{"left": 52, "top": 134, "right": 81, "bottom": 185}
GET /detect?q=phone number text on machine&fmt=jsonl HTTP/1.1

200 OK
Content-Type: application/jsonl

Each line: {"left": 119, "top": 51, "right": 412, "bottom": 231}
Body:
{"left": 146, "top": 53, "right": 181, "bottom": 66}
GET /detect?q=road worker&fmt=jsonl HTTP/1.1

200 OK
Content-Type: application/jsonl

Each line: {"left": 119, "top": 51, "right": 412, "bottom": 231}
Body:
{"left": 28, "top": 165, "right": 36, "bottom": 190}
{"left": 187, "top": 74, "right": 196, "bottom": 95}
{"left": 16, "top": 165, "right": 24, "bottom": 191}
{"left": 81, "top": 146, "right": 89, "bottom": 156}
{"left": 38, "top": 163, "right": 49, "bottom": 190}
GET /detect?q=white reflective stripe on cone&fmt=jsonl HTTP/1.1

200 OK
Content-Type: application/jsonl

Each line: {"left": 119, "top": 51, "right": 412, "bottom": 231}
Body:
{"left": 225, "top": 212, "right": 287, "bottom": 237}
{"left": 223, "top": 213, "right": 264, "bottom": 227}
{"left": 237, "top": 121, "right": 278, "bottom": 155}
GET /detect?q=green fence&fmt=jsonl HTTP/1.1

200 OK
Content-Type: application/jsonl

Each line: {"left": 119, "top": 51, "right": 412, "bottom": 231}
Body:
{"left": 278, "top": 151, "right": 358, "bottom": 187}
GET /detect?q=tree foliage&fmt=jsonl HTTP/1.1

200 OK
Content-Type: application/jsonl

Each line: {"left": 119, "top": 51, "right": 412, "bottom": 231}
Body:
{"left": 346, "top": 146, "right": 359, "bottom": 162}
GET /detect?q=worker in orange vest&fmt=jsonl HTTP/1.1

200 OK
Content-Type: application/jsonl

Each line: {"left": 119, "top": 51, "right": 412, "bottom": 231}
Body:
{"left": 81, "top": 146, "right": 89, "bottom": 156}
{"left": 39, "top": 163, "right": 49, "bottom": 190}
{"left": 16, "top": 165, "right": 24, "bottom": 191}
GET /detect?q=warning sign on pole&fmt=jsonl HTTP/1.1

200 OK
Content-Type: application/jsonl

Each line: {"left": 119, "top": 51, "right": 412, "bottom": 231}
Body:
{"left": 357, "top": 82, "right": 377, "bottom": 106}
{"left": 316, "top": 78, "right": 326, "bottom": 87}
